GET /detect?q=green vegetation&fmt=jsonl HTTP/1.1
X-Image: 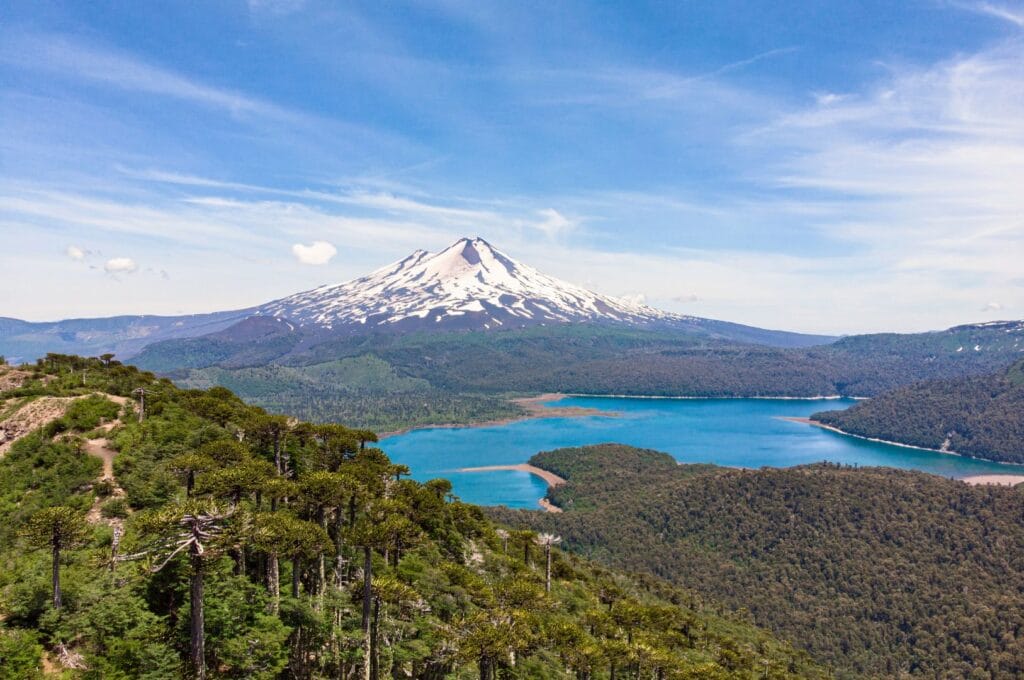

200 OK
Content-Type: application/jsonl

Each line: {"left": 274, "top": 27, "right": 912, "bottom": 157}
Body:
{"left": 491, "top": 444, "right": 1024, "bottom": 678}
{"left": 176, "top": 355, "right": 524, "bottom": 431}
{"left": 133, "top": 323, "right": 1024, "bottom": 430}
{"left": 813, "top": 358, "right": 1024, "bottom": 463}
{"left": 1, "top": 356, "right": 822, "bottom": 678}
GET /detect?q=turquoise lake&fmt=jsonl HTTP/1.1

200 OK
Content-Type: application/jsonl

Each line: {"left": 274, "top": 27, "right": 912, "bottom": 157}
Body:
{"left": 380, "top": 396, "right": 1024, "bottom": 509}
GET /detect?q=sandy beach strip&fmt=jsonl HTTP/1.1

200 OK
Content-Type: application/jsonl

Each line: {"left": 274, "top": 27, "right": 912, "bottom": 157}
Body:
{"left": 537, "top": 498, "right": 563, "bottom": 513}
{"left": 458, "top": 463, "right": 567, "bottom": 513}
{"left": 458, "top": 463, "right": 567, "bottom": 487}
{"left": 960, "top": 475, "right": 1024, "bottom": 486}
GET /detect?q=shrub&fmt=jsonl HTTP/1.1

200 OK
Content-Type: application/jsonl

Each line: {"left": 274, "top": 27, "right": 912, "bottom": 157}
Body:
{"left": 100, "top": 498, "right": 130, "bottom": 519}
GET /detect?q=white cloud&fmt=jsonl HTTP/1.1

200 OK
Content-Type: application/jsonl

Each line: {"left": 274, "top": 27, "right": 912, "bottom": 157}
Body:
{"left": 619, "top": 292, "right": 647, "bottom": 307}
{"left": 104, "top": 257, "right": 137, "bottom": 274}
{"left": 292, "top": 241, "right": 338, "bottom": 265}
{"left": 813, "top": 92, "right": 848, "bottom": 106}
{"left": 534, "top": 208, "right": 576, "bottom": 239}
{"left": 66, "top": 245, "right": 86, "bottom": 261}
{"left": 755, "top": 41, "right": 1024, "bottom": 306}
{"left": 981, "top": 301, "right": 1004, "bottom": 312}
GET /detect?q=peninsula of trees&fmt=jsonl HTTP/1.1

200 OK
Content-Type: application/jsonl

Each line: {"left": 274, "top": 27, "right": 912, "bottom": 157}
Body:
{"left": 811, "top": 358, "right": 1024, "bottom": 463}
{"left": 492, "top": 444, "right": 1024, "bottom": 678}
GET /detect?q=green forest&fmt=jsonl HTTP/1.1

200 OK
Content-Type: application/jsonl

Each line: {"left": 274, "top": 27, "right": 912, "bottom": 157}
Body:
{"left": 177, "top": 357, "right": 523, "bottom": 433}
{"left": 134, "top": 322, "right": 1024, "bottom": 431}
{"left": 812, "top": 358, "right": 1024, "bottom": 463}
{"left": 492, "top": 444, "right": 1024, "bottom": 679}
{"left": 0, "top": 356, "right": 822, "bottom": 679}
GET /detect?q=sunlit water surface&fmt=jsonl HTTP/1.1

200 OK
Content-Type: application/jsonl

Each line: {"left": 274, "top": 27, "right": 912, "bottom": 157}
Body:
{"left": 380, "top": 396, "right": 1024, "bottom": 508}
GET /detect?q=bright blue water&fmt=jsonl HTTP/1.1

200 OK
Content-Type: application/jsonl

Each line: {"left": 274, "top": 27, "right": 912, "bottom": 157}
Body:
{"left": 380, "top": 396, "right": 1024, "bottom": 508}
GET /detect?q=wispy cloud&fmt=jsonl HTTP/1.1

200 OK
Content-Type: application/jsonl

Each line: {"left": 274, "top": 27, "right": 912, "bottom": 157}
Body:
{"left": 533, "top": 208, "right": 577, "bottom": 239}
{"left": 248, "top": 0, "right": 307, "bottom": 16}
{"left": 0, "top": 32, "right": 296, "bottom": 121}
{"left": 752, "top": 42, "right": 1024, "bottom": 291}
{"left": 952, "top": 1, "right": 1024, "bottom": 27}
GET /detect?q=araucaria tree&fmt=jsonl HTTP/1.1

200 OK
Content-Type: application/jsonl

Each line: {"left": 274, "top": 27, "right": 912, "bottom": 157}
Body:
{"left": 131, "top": 500, "right": 234, "bottom": 680}
{"left": 20, "top": 506, "right": 88, "bottom": 610}
{"left": 0, "top": 356, "right": 826, "bottom": 679}
{"left": 534, "top": 533, "right": 562, "bottom": 593}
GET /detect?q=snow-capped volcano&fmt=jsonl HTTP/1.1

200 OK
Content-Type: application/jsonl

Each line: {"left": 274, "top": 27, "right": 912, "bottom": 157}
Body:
{"left": 256, "top": 237, "right": 679, "bottom": 332}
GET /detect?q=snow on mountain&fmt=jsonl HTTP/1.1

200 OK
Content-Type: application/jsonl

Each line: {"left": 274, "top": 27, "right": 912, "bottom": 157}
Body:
{"left": 256, "top": 237, "right": 682, "bottom": 332}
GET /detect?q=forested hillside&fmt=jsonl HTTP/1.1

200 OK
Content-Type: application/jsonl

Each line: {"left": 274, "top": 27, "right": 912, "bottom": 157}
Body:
{"left": 177, "top": 356, "right": 524, "bottom": 432}
{"left": 491, "top": 444, "right": 1024, "bottom": 678}
{"left": 0, "top": 357, "right": 822, "bottom": 679}
{"left": 812, "top": 358, "right": 1024, "bottom": 463}
{"left": 132, "top": 322, "right": 1024, "bottom": 431}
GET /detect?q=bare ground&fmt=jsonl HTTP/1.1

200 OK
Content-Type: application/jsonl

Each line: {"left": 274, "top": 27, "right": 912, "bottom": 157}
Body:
{"left": 0, "top": 366, "right": 34, "bottom": 392}
{"left": 0, "top": 393, "right": 131, "bottom": 456}
{"left": 0, "top": 396, "right": 79, "bottom": 455}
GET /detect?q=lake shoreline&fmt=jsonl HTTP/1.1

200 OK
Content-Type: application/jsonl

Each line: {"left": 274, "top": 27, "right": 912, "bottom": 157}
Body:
{"left": 457, "top": 463, "right": 567, "bottom": 513}
{"left": 779, "top": 416, "right": 1024, "bottom": 475}
{"left": 379, "top": 393, "right": 615, "bottom": 438}
{"left": 564, "top": 393, "right": 866, "bottom": 401}
{"left": 380, "top": 392, "right": 864, "bottom": 438}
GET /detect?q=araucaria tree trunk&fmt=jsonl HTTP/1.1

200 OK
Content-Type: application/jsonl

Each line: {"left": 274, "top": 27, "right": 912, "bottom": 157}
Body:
{"left": 267, "top": 552, "right": 280, "bottom": 614}
{"left": 370, "top": 597, "right": 380, "bottom": 680}
{"left": 51, "top": 540, "right": 62, "bottom": 610}
{"left": 273, "top": 431, "right": 282, "bottom": 475}
{"left": 545, "top": 545, "right": 552, "bottom": 593}
{"left": 190, "top": 547, "right": 206, "bottom": 680}
{"left": 362, "top": 545, "right": 373, "bottom": 680}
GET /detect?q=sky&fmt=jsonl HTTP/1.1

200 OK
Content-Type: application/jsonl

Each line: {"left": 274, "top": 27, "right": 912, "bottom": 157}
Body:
{"left": 1, "top": 1, "right": 1023, "bottom": 334}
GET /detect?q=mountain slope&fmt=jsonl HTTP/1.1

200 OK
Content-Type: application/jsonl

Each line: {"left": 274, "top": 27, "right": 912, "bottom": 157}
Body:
{"left": 254, "top": 237, "right": 833, "bottom": 348}
{"left": 812, "top": 357, "right": 1024, "bottom": 462}
{"left": 491, "top": 445, "right": 1024, "bottom": 678}
{"left": 0, "top": 357, "right": 824, "bottom": 679}
{"left": 258, "top": 237, "right": 681, "bottom": 332}
{"left": 2, "top": 237, "right": 834, "bottom": 367}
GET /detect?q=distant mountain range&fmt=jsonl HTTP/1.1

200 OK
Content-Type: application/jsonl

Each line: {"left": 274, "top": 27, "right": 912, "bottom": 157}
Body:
{"left": 4, "top": 237, "right": 1024, "bottom": 432}
{"left": 0, "top": 309, "right": 254, "bottom": 365}
{"left": 0, "top": 237, "right": 833, "bottom": 364}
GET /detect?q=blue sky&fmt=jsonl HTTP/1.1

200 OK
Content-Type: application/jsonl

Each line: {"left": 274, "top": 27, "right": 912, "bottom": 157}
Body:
{"left": 2, "top": 1, "right": 1023, "bottom": 333}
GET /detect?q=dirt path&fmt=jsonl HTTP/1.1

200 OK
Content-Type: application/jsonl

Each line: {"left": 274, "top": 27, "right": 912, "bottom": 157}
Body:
{"left": 85, "top": 436, "right": 118, "bottom": 480}
{"left": 458, "top": 463, "right": 567, "bottom": 513}
{"left": 82, "top": 400, "right": 130, "bottom": 526}
{"left": 84, "top": 432, "right": 128, "bottom": 527}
